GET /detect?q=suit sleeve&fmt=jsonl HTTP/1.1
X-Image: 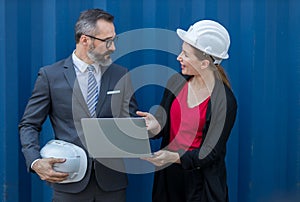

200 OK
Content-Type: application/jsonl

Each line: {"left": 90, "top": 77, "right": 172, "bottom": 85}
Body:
{"left": 19, "top": 68, "right": 51, "bottom": 171}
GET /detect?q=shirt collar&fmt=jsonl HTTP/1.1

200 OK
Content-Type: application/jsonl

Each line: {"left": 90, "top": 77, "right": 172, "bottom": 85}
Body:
{"left": 72, "top": 50, "right": 100, "bottom": 74}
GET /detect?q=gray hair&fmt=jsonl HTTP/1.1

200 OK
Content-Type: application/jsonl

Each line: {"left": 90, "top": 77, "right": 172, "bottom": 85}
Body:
{"left": 75, "top": 8, "right": 114, "bottom": 43}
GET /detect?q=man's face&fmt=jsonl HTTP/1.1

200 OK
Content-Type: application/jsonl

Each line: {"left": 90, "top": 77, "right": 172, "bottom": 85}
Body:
{"left": 87, "top": 43, "right": 113, "bottom": 67}
{"left": 87, "top": 19, "right": 116, "bottom": 66}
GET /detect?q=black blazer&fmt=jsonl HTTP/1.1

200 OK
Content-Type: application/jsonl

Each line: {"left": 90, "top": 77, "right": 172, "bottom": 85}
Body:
{"left": 152, "top": 73, "right": 237, "bottom": 202}
{"left": 19, "top": 55, "right": 138, "bottom": 193}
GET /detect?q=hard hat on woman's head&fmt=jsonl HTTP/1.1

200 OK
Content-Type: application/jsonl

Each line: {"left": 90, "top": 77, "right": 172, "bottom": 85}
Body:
{"left": 177, "top": 20, "right": 230, "bottom": 64}
{"left": 40, "top": 140, "right": 87, "bottom": 183}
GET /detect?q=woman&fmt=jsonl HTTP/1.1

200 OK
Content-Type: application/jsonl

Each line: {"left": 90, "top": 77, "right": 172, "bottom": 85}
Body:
{"left": 137, "top": 20, "right": 237, "bottom": 202}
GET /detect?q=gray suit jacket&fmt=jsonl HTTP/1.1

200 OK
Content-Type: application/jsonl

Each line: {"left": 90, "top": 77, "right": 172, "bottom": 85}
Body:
{"left": 19, "top": 55, "right": 138, "bottom": 193}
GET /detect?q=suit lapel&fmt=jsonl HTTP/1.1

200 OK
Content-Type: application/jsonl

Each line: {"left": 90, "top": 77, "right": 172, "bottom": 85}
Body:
{"left": 96, "top": 66, "right": 110, "bottom": 116}
{"left": 63, "top": 56, "right": 90, "bottom": 116}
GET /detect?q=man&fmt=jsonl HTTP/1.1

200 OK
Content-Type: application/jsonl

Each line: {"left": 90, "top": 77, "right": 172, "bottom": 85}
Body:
{"left": 19, "top": 8, "right": 138, "bottom": 201}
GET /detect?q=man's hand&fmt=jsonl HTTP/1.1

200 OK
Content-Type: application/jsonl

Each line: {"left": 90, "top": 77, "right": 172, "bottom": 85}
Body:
{"left": 32, "top": 158, "right": 69, "bottom": 183}
{"left": 136, "top": 111, "right": 161, "bottom": 135}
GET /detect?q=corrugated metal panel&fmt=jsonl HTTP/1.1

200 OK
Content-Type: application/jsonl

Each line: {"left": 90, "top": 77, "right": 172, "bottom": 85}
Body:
{"left": 0, "top": 0, "right": 299, "bottom": 201}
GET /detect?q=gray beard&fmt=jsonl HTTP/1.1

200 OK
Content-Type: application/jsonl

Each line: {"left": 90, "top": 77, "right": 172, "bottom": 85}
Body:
{"left": 87, "top": 42, "right": 113, "bottom": 67}
{"left": 87, "top": 51, "right": 113, "bottom": 67}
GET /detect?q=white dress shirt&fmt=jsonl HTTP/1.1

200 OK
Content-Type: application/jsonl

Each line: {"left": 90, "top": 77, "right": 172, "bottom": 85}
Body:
{"left": 72, "top": 51, "right": 101, "bottom": 102}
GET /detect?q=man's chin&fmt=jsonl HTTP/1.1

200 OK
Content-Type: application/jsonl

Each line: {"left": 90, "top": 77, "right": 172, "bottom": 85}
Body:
{"left": 99, "top": 58, "right": 112, "bottom": 67}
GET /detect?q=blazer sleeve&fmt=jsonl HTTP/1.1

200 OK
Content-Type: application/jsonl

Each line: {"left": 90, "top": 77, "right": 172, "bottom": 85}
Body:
{"left": 19, "top": 67, "right": 51, "bottom": 171}
{"left": 178, "top": 84, "right": 237, "bottom": 170}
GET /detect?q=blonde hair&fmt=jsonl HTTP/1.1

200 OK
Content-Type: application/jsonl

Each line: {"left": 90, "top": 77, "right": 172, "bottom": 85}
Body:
{"left": 215, "top": 64, "right": 231, "bottom": 89}
{"left": 191, "top": 45, "right": 231, "bottom": 89}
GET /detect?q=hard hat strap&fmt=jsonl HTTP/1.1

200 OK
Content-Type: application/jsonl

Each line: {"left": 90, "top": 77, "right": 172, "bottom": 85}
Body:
{"left": 210, "top": 55, "right": 222, "bottom": 65}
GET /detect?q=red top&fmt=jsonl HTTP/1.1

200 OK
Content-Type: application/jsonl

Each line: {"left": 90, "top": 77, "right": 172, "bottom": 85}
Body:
{"left": 168, "top": 82, "right": 210, "bottom": 151}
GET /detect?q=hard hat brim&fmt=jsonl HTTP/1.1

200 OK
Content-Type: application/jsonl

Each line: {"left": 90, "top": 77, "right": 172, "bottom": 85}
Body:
{"left": 177, "top": 28, "right": 198, "bottom": 50}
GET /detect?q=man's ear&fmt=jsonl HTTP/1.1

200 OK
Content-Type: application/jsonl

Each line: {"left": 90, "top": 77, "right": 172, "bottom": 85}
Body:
{"left": 80, "top": 35, "right": 89, "bottom": 46}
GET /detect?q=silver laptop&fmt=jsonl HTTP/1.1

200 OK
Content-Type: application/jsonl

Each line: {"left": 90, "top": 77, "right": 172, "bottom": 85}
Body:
{"left": 81, "top": 117, "right": 153, "bottom": 158}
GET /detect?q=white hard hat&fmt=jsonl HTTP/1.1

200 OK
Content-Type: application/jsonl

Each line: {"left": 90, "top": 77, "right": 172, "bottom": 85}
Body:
{"left": 177, "top": 20, "right": 230, "bottom": 64}
{"left": 40, "top": 140, "right": 87, "bottom": 184}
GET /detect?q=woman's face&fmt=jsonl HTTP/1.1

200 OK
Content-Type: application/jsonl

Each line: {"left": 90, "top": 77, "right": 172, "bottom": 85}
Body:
{"left": 177, "top": 42, "right": 204, "bottom": 76}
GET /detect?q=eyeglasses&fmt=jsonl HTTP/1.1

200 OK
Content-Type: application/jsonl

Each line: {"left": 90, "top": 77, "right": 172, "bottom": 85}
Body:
{"left": 85, "top": 34, "right": 117, "bottom": 49}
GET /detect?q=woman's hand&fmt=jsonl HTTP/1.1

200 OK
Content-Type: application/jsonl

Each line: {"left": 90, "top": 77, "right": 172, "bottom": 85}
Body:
{"left": 136, "top": 111, "right": 161, "bottom": 135}
{"left": 141, "top": 150, "right": 180, "bottom": 167}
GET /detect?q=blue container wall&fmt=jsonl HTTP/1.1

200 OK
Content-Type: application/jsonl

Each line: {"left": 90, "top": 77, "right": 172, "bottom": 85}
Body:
{"left": 1, "top": 0, "right": 299, "bottom": 201}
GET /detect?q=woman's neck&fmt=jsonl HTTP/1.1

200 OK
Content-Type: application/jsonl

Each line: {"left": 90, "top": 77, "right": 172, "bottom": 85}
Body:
{"left": 191, "top": 71, "right": 215, "bottom": 94}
